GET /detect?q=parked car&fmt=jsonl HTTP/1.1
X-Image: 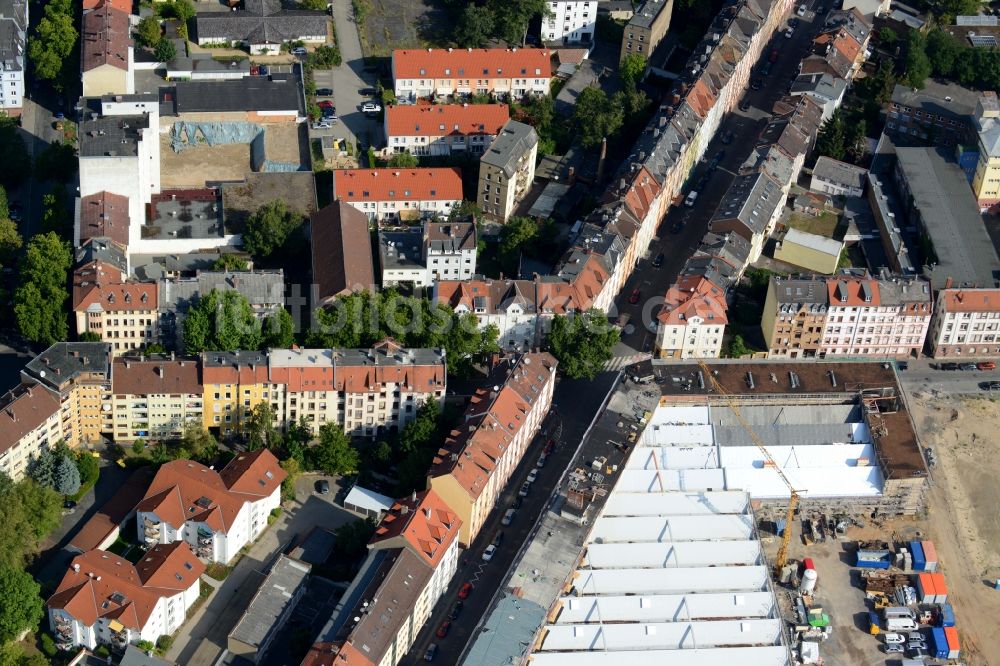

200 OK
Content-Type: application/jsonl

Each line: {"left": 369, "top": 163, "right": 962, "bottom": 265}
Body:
{"left": 526, "top": 468, "right": 538, "bottom": 483}
{"left": 258, "top": 65, "right": 269, "bottom": 76}
{"left": 797, "top": 3, "right": 807, "bottom": 15}
{"left": 883, "top": 633, "right": 904, "bottom": 645}
{"left": 315, "top": 479, "right": 330, "bottom": 494}
{"left": 978, "top": 361, "right": 996, "bottom": 370}
{"left": 316, "top": 87, "right": 333, "bottom": 96}
{"left": 536, "top": 454, "right": 547, "bottom": 467}
{"left": 291, "top": 46, "right": 308, "bottom": 56}
{"left": 628, "top": 288, "right": 641, "bottom": 304}
{"left": 458, "top": 582, "right": 474, "bottom": 599}
{"left": 502, "top": 508, "right": 516, "bottom": 525}
{"left": 482, "top": 545, "right": 497, "bottom": 561}
{"left": 789, "top": 16, "right": 799, "bottom": 27}
{"left": 361, "top": 102, "right": 382, "bottom": 113}
{"left": 980, "top": 380, "right": 1000, "bottom": 391}
{"left": 739, "top": 98, "right": 752, "bottom": 111}
{"left": 423, "top": 644, "right": 438, "bottom": 661}
{"left": 884, "top": 644, "right": 904, "bottom": 653}
{"left": 358, "top": 87, "right": 376, "bottom": 97}
{"left": 312, "top": 121, "right": 333, "bottom": 130}
{"left": 941, "top": 362, "right": 960, "bottom": 370}
{"left": 518, "top": 482, "right": 530, "bottom": 497}
{"left": 449, "top": 602, "right": 463, "bottom": 620}
{"left": 544, "top": 439, "right": 556, "bottom": 456}
{"left": 785, "top": 27, "right": 794, "bottom": 38}
{"left": 436, "top": 621, "right": 451, "bottom": 638}
{"left": 492, "top": 532, "right": 504, "bottom": 547}
{"left": 652, "top": 252, "right": 664, "bottom": 268}
{"left": 960, "top": 363, "right": 978, "bottom": 371}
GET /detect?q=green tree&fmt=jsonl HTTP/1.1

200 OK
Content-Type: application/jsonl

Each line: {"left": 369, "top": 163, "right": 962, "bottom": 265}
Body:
{"left": 371, "top": 440, "right": 393, "bottom": 465}
{"left": 41, "top": 187, "right": 72, "bottom": 239}
{"left": 75, "top": 451, "right": 100, "bottom": 489}
{"left": 726, "top": 335, "right": 752, "bottom": 358}
{"left": 27, "top": 450, "right": 57, "bottom": 489}
{"left": 846, "top": 118, "right": 868, "bottom": 162}
{"left": 0, "top": 475, "right": 62, "bottom": 569}
{"left": 546, "top": 309, "right": 620, "bottom": 380}
{"left": 263, "top": 308, "right": 295, "bottom": 349}
{"left": 925, "top": 28, "right": 962, "bottom": 77}
{"left": 182, "top": 423, "right": 218, "bottom": 462}
{"left": 245, "top": 403, "right": 280, "bottom": 451}
{"left": 154, "top": 38, "right": 177, "bottom": 62}
{"left": 280, "top": 456, "right": 301, "bottom": 501}
{"left": 78, "top": 331, "right": 101, "bottom": 342}
{"left": 878, "top": 27, "right": 897, "bottom": 47}
{"left": 455, "top": 4, "right": 495, "bottom": 48}
{"left": 34, "top": 141, "right": 76, "bottom": 183}
{"left": 132, "top": 438, "right": 146, "bottom": 455}
{"left": 572, "top": 87, "right": 624, "bottom": 149}
{"left": 135, "top": 16, "right": 162, "bottom": 48}
{"left": 243, "top": 200, "right": 300, "bottom": 258}
{"left": 905, "top": 30, "right": 931, "bottom": 89}
{"left": 815, "top": 109, "right": 846, "bottom": 161}
{"left": 300, "top": 0, "right": 327, "bottom": 9}
{"left": 29, "top": 0, "right": 77, "bottom": 88}
{"left": 0, "top": 566, "right": 43, "bottom": 642}
{"left": 54, "top": 454, "right": 81, "bottom": 495}
{"left": 183, "top": 289, "right": 263, "bottom": 352}
{"left": 498, "top": 215, "right": 538, "bottom": 274}
{"left": 939, "top": 0, "right": 980, "bottom": 20}
{"left": 212, "top": 254, "right": 249, "bottom": 271}
{"left": 14, "top": 232, "right": 72, "bottom": 345}
{"left": 155, "top": 635, "right": 174, "bottom": 653}
{"left": 168, "top": 0, "right": 196, "bottom": 23}
{"left": 488, "top": 0, "right": 547, "bottom": 46}
{"left": 386, "top": 152, "right": 419, "bottom": 168}
{"left": 0, "top": 118, "right": 31, "bottom": 191}
{"left": 619, "top": 53, "right": 647, "bottom": 86}
{"left": 310, "top": 423, "right": 359, "bottom": 475}
{"left": 0, "top": 188, "right": 21, "bottom": 267}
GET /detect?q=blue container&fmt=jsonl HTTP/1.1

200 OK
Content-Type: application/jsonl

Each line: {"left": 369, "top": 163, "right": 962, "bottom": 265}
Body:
{"left": 856, "top": 550, "right": 891, "bottom": 569}
{"left": 940, "top": 603, "right": 955, "bottom": 627}
{"left": 911, "top": 541, "right": 926, "bottom": 571}
{"left": 931, "top": 627, "right": 949, "bottom": 659}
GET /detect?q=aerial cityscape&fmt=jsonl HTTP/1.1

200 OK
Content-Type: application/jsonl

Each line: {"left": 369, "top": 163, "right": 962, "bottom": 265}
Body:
{"left": 1, "top": 0, "right": 1000, "bottom": 664}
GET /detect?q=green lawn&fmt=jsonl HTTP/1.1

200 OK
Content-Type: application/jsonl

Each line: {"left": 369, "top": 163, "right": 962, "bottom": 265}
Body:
{"left": 786, "top": 212, "right": 841, "bottom": 239}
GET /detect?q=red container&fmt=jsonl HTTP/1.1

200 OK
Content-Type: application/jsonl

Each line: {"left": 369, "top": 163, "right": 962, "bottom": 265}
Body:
{"left": 944, "top": 626, "right": 960, "bottom": 658}
{"left": 934, "top": 573, "right": 949, "bottom": 603}
{"left": 803, "top": 557, "right": 815, "bottom": 571}
{"left": 922, "top": 540, "right": 939, "bottom": 571}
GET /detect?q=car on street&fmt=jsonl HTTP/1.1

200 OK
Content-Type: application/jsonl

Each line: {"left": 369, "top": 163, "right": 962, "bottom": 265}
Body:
{"left": 883, "top": 633, "right": 904, "bottom": 644}
{"left": 739, "top": 98, "right": 752, "bottom": 111}
{"left": 436, "top": 621, "right": 451, "bottom": 638}
{"left": 941, "top": 362, "right": 960, "bottom": 370}
{"left": 960, "top": 363, "right": 978, "bottom": 371}
{"left": 458, "top": 582, "right": 474, "bottom": 599}
{"left": 652, "top": 252, "right": 664, "bottom": 268}
{"left": 424, "top": 644, "right": 438, "bottom": 661}
{"left": 315, "top": 479, "right": 330, "bottom": 494}
{"left": 312, "top": 121, "right": 333, "bottom": 129}
{"left": 981, "top": 381, "right": 1000, "bottom": 391}
{"left": 785, "top": 27, "right": 794, "bottom": 38}
{"left": 358, "top": 87, "right": 376, "bottom": 97}
{"left": 526, "top": 468, "right": 538, "bottom": 483}
{"left": 482, "top": 545, "right": 497, "bottom": 561}
{"left": 884, "top": 644, "right": 904, "bottom": 653}
{"left": 502, "top": 508, "right": 516, "bottom": 524}
{"left": 978, "top": 361, "right": 996, "bottom": 370}
{"left": 493, "top": 532, "right": 504, "bottom": 547}
{"left": 449, "top": 602, "right": 463, "bottom": 620}
{"left": 291, "top": 46, "right": 308, "bottom": 56}
{"left": 316, "top": 88, "right": 333, "bottom": 96}
{"left": 628, "top": 288, "right": 641, "bottom": 304}
{"left": 797, "top": 3, "right": 807, "bottom": 15}
{"left": 789, "top": 16, "right": 799, "bottom": 27}
{"left": 361, "top": 102, "right": 382, "bottom": 113}
{"left": 536, "top": 453, "right": 546, "bottom": 467}
{"left": 544, "top": 439, "right": 556, "bottom": 455}
{"left": 518, "top": 482, "right": 531, "bottom": 497}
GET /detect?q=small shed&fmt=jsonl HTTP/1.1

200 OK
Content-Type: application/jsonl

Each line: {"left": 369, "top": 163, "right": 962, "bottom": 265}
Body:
{"left": 774, "top": 228, "right": 844, "bottom": 275}
{"left": 343, "top": 484, "right": 393, "bottom": 519}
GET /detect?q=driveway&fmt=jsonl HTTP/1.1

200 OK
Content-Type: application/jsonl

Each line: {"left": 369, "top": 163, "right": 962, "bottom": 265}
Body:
{"left": 166, "top": 489, "right": 360, "bottom": 665}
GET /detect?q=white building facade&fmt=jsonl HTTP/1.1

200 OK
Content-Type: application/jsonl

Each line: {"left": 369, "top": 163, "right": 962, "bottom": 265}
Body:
{"left": 545, "top": 0, "right": 599, "bottom": 43}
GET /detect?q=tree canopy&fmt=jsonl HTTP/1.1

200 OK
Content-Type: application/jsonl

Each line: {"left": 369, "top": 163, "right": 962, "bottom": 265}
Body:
{"left": 546, "top": 309, "right": 620, "bottom": 380}
{"left": 28, "top": 0, "right": 77, "bottom": 89}
{"left": 34, "top": 141, "right": 77, "bottom": 184}
{"left": 0, "top": 186, "right": 22, "bottom": 267}
{"left": 154, "top": 39, "right": 177, "bottom": 63}
{"left": 311, "top": 423, "right": 359, "bottom": 475}
{"left": 619, "top": 53, "right": 647, "bottom": 87}
{"left": 386, "top": 152, "right": 419, "bottom": 168}
{"left": 263, "top": 308, "right": 296, "bottom": 349}
{"left": 0, "top": 474, "right": 63, "bottom": 569}
{"left": 455, "top": 4, "right": 495, "bottom": 48}
{"left": 904, "top": 30, "right": 931, "bottom": 89}
{"left": 0, "top": 567, "right": 43, "bottom": 643}
{"left": 0, "top": 119, "right": 31, "bottom": 191}
{"left": 242, "top": 200, "right": 301, "bottom": 259}
{"left": 15, "top": 232, "right": 72, "bottom": 345}
{"left": 135, "top": 16, "right": 162, "bottom": 48}
{"left": 183, "top": 289, "right": 263, "bottom": 353}
{"left": 212, "top": 254, "right": 250, "bottom": 271}
{"left": 572, "top": 87, "right": 624, "bottom": 149}
{"left": 815, "top": 108, "right": 847, "bottom": 162}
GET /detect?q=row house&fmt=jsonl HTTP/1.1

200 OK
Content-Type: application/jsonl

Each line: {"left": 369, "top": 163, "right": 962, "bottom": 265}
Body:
{"left": 380, "top": 220, "right": 477, "bottom": 288}
{"left": 301, "top": 490, "right": 461, "bottom": 666}
{"left": 201, "top": 351, "right": 270, "bottom": 439}
{"left": 111, "top": 356, "right": 203, "bottom": 442}
{"left": 392, "top": 48, "right": 551, "bottom": 101}
{"left": 654, "top": 275, "right": 729, "bottom": 359}
{"left": 47, "top": 542, "right": 205, "bottom": 651}
{"left": 73, "top": 265, "right": 159, "bottom": 355}
{"left": 435, "top": 277, "right": 542, "bottom": 351}
{"left": 80, "top": 3, "right": 133, "bottom": 98}
{"left": 429, "top": 352, "right": 557, "bottom": 546}
{"left": 136, "top": 449, "right": 285, "bottom": 563}
{"left": 333, "top": 168, "right": 464, "bottom": 222}
{"left": 383, "top": 103, "right": 509, "bottom": 157}
{"left": 709, "top": 171, "right": 785, "bottom": 263}
{"left": 762, "top": 272, "right": 933, "bottom": 359}
{"left": 930, "top": 288, "right": 1000, "bottom": 357}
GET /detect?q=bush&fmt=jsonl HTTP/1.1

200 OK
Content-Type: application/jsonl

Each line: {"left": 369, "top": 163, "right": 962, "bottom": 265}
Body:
{"left": 39, "top": 633, "right": 57, "bottom": 657}
{"left": 135, "top": 640, "right": 155, "bottom": 653}
{"left": 155, "top": 635, "right": 173, "bottom": 653}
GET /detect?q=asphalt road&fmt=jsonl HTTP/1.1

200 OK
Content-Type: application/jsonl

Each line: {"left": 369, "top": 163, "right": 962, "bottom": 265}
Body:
{"left": 614, "top": 2, "right": 827, "bottom": 354}
{"left": 896, "top": 359, "right": 1000, "bottom": 396}
{"left": 400, "top": 372, "right": 620, "bottom": 665}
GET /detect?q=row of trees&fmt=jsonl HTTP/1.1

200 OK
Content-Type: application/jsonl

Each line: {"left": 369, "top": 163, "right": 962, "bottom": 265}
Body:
{"left": 182, "top": 289, "right": 295, "bottom": 353}
{"left": 29, "top": 0, "right": 77, "bottom": 91}
{"left": 450, "top": 0, "right": 550, "bottom": 48}
{"left": 547, "top": 309, "right": 620, "bottom": 380}
{"left": 15, "top": 232, "right": 73, "bottom": 346}
{"left": 909, "top": 27, "right": 1000, "bottom": 92}
{"left": 815, "top": 109, "right": 868, "bottom": 164}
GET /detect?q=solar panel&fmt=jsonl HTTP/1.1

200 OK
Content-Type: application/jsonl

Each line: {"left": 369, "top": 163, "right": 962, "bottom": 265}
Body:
{"left": 969, "top": 34, "right": 999, "bottom": 47}
{"left": 957, "top": 14, "right": 998, "bottom": 26}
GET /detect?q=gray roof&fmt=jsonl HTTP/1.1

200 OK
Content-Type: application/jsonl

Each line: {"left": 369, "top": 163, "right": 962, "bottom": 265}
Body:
{"left": 196, "top": 0, "right": 328, "bottom": 44}
{"left": 696, "top": 230, "right": 752, "bottom": 270}
{"left": 119, "top": 645, "right": 172, "bottom": 666}
{"left": 201, "top": 350, "right": 268, "bottom": 367}
{"left": 627, "top": 0, "right": 671, "bottom": 29}
{"left": 289, "top": 527, "right": 337, "bottom": 565}
{"left": 877, "top": 274, "right": 932, "bottom": 306}
{"left": 22, "top": 343, "right": 112, "bottom": 391}
{"left": 481, "top": 120, "right": 538, "bottom": 177}
{"left": 172, "top": 75, "right": 301, "bottom": 114}
{"left": 333, "top": 342, "right": 446, "bottom": 369}
{"left": 782, "top": 227, "right": 843, "bottom": 256}
{"left": 463, "top": 593, "right": 547, "bottom": 666}
{"left": 76, "top": 238, "right": 128, "bottom": 274}
{"left": 159, "top": 270, "right": 286, "bottom": 313}
{"left": 229, "top": 555, "right": 310, "bottom": 649}
{"left": 812, "top": 156, "right": 867, "bottom": 190}
{"left": 895, "top": 147, "right": 1000, "bottom": 289}
{"left": 425, "top": 220, "right": 475, "bottom": 253}
{"left": 0, "top": 17, "right": 24, "bottom": 71}
{"left": 791, "top": 72, "right": 847, "bottom": 103}
{"left": 379, "top": 229, "right": 424, "bottom": 270}
{"left": 79, "top": 113, "right": 152, "bottom": 158}
{"left": 770, "top": 276, "right": 829, "bottom": 306}
{"left": 130, "top": 249, "right": 250, "bottom": 281}
{"left": 891, "top": 81, "right": 978, "bottom": 120}
{"left": 710, "top": 171, "right": 784, "bottom": 235}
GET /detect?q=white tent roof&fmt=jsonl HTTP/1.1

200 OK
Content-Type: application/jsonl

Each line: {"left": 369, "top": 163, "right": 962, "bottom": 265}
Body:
{"left": 585, "top": 540, "right": 762, "bottom": 568}
{"left": 539, "top": 619, "right": 783, "bottom": 651}
{"left": 343, "top": 484, "right": 393, "bottom": 513}
{"left": 650, "top": 405, "right": 710, "bottom": 425}
{"left": 529, "top": 646, "right": 790, "bottom": 665}
{"left": 590, "top": 515, "right": 755, "bottom": 543}
{"left": 573, "top": 566, "right": 770, "bottom": 596}
{"left": 615, "top": 469, "right": 728, "bottom": 493}
{"left": 600, "top": 491, "right": 750, "bottom": 516}
{"left": 554, "top": 592, "right": 777, "bottom": 624}
{"left": 642, "top": 423, "right": 715, "bottom": 445}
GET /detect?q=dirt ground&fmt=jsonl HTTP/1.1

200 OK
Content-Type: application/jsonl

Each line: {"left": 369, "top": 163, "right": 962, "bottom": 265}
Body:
{"left": 160, "top": 135, "right": 253, "bottom": 188}
{"left": 262, "top": 123, "right": 309, "bottom": 165}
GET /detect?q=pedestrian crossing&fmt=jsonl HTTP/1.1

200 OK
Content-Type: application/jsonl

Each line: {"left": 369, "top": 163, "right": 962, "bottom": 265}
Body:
{"left": 604, "top": 353, "right": 652, "bottom": 371}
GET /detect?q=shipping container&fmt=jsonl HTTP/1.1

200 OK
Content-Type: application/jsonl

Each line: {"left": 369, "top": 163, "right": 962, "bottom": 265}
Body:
{"left": 933, "top": 572, "right": 949, "bottom": 603}
{"left": 939, "top": 603, "right": 955, "bottom": 627}
{"left": 931, "top": 627, "right": 949, "bottom": 659}
{"left": 910, "top": 541, "right": 926, "bottom": 571}
{"left": 917, "top": 573, "right": 936, "bottom": 603}
{"left": 922, "top": 540, "right": 939, "bottom": 572}
{"left": 945, "top": 625, "right": 960, "bottom": 659}
{"left": 856, "top": 550, "right": 891, "bottom": 569}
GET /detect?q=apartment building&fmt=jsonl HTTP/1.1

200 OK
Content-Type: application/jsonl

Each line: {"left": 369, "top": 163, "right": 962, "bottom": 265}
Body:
{"left": 48, "top": 542, "right": 205, "bottom": 651}
{"left": 654, "top": 275, "right": 728, "bottom": 359}
{"left": 971, "top": 91, "right": 1000, "bottom": 211}
{"left": 0, "top": 385, "right": 63, "bottom": 482}
{"left": 136, "top": 449, "right": 285, "bottom": 563}
{"left": 384, "top": 103, "right": 509, "bottom": 157}
{"left": 267, "top": 340, "right": 447, "bottom": 438}
{"left": 929, "top": 288, "right": 1000, "bottom": 357}
{"left": 380, "top": 220, "right": 477, "bottom": 288}
{"left": 886, "top": 81, "right": 976, "bottom": 148}
{"left": 392, "top": 48, "right": 551, "bottom": 101}
{"left": 620, "top": 0, "right": 673, "bottom": 63}
{"left": 21, "top": 342, "right": 113, "bottom": 448}
{"left": 477, "top": 120, "right": 539, "bottom": 223}
{"left": 0, "top": 0, "right": 27, "bottom": 114}
{"left": 810, "top": 155, "right": 867, "bottom": 196}
{"left": 762, "top": 276, "right": 830, "bottom": 358}
{"left": 111, "top": 356, "right": 203, "bottom": 442}
{"left": 545, "top": 0, "right": 600, "bottom": 44}
{"left": 80, "top": 3, "right": 133, "bottom": 97}
{"left": 436, "top": 278, "right": 541, "bottom": 351}
{"left": 708, "top": 171, "right": 785, "bottom": 263}
{"left": 333, "top": 168, "right": 463, "bottom": 222}
{"left": 429, "top": 352, "right": 556, "bottom": 546}
{"left": 74, "top": 277, "right": 159, "bottom": 355}
{"left": 202, "top": 351, "right": 270, "bottom": 439}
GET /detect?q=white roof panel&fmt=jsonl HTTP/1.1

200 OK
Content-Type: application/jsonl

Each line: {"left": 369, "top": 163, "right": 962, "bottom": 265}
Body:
{"left": 573, "top": 566, "right": 769, "bottom": 596}
{"left": 723, "top": 466, "right": 884, "bottom": 499}
{"left": 641, "top": 423, "right": 715, "bottom": 445}
{"left": 628, "top": 445, "right": 719, "bottom": 470}
{"left": 600, "top": 491, "right": 749, "bottom": 516}
{"left": 343, "top": 484, "right": 394, "bottom": 512}
{"left": 529, "top": 646, "right": 790, "bottom": 666}
{"left": 585, "top": 540, "right": 762, "bottom": 568}
{"left": 539, "top": 619, "right": 783, "bottom": 651}
{"left": 591, "top": 515, "right": 755, "bottom": 543}
{"left": 555, "top": 592, "right": 777, "bottom": 624}
{"left": 615, "top": 468, "right": 727, "bottom": 493}
{"left": 649, "top": 405, "right": 711, "bottom": 425}
{"left": 718, "top": 443, "right": 876, "bottom": 468}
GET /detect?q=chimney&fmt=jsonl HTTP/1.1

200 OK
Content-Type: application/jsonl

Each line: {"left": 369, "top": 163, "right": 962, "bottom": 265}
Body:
{"left": 945, "top": 276, "right": 954, "bottom": 290}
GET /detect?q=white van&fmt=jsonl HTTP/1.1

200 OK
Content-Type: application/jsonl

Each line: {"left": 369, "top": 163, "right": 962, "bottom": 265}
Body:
{"left": 502, "top": 509, "right": 516, "bottom": 525}
{"left": 684, "top": 191, "right": 699, "bottom": 207}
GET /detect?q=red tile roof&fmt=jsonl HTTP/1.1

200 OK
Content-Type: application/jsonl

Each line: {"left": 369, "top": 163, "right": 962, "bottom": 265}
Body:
{"left": 137, "top": 460, "right": 241, "bottom": 534}
{"left": 333, "top": 168, "right": 464, "bottom": 203}
{"left": 826, "top": 276, "right": 881, "bottom": 306}
{"left": 73, "top": 281, "right": 157, "bottom": 313}
{"left": 385, "top": 103, "right": 509, "bottom": 138}
{"left": 369, "top": 489, "right": 460, "bottom": 568}
{"left": 83, "top": 0, "right": 132, "bottom": 12}
{"left": 70, "top": 467, "right": 157, "bottom": 553}
{"left": 72, "top": 260, "right": 126, "bottom": 310}
{"left": 939, "top": 288, "right": 1000, "bottom": 312}
{"left": 310, "top": 201, "right": 375, "bottom": 304}
{"left": 79, "top": 192, "right": 130, "bottom": 247}
{"left": 81, "top": 4, "right": 132, "bottom": 74}
{"left": 657, "top": 276, "right": 729, "bottom": 326}
{"left": 0, "top": 385, "right": 61, "bottom": 458}
{"left": 112, "top": 358, "right": 201, "bottom": 395}
{"left": 392, "top": 48, "right": 551, "bottom": 81}
{"left": 218, "top": 449, "right": 286, "bottom": 499}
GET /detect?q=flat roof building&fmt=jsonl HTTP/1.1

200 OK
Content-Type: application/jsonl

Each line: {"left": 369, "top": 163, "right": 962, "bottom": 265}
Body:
{"left": 228, "top": 555, "right": 311, "bottom": 663}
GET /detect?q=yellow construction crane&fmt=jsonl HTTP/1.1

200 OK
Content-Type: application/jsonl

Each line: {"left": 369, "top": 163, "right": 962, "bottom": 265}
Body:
{"left": 697, "top": 361, "right": 802, "bottom": 576}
